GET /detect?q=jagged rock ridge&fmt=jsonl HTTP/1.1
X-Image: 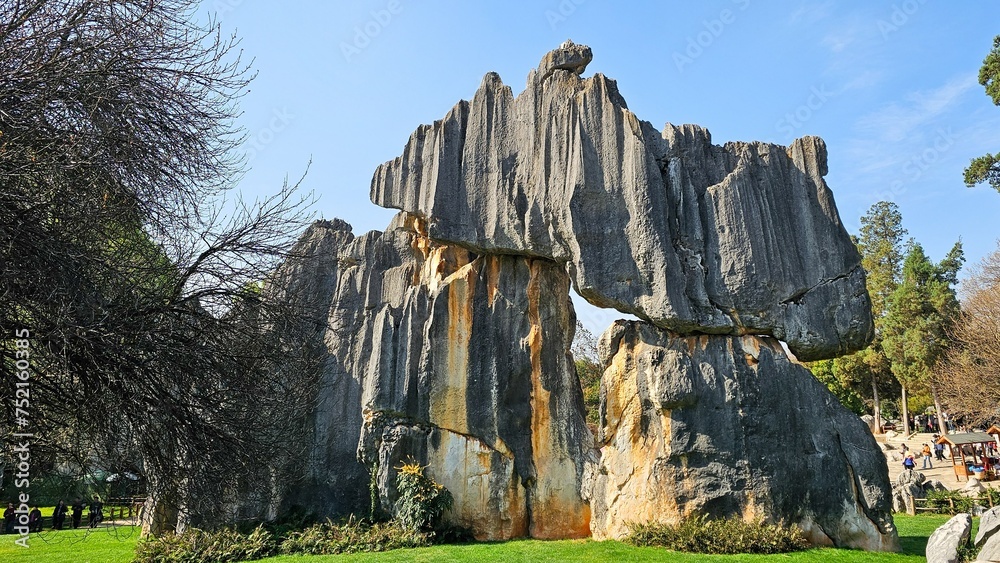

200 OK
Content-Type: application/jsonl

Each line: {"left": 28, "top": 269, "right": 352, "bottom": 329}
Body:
{"left": 371, "top": 42, "right": 872, "bottom": 361}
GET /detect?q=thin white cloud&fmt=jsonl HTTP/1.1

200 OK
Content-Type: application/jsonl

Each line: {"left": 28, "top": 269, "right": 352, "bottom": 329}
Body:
{"left": 789, "top": 0, "right": 836, "bottom": 26}
{"left": 856, "top": 73, "right": 978, "bottom": 143}
{"left": 835, "top": 72, "right": 988, "bottom": 217}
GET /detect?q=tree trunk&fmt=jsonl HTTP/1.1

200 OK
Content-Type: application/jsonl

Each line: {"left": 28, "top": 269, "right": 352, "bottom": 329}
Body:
{"left": 901, "top": 384, "right": 911, "bottom": 436}
{"left": 872, "top": 375, "right": 883, "bottom": 433}
{"left": 931, "top": 382, "right": 948, "bottom": 435}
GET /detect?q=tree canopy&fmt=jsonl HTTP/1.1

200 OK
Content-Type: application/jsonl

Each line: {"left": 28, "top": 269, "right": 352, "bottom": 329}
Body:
{"left": 881, "top": 241, "right": 963, "bottom": 432}
{"left": 964, "top": 35, "right": 1000, "bottom": 191}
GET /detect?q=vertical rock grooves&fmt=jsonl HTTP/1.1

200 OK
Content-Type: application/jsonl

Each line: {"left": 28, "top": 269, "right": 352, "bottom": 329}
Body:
{"left": 272, "top": 213, "right": 593, "bottom": 540}
{"left": 370, "top": 43, "right": 872, "bottom": 362}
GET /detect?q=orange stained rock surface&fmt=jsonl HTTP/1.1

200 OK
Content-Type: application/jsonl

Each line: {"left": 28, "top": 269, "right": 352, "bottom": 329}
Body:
{"left": 523, "top": 259, "right": 591, "bottom": 539}
{"left": 429, "top": 258, "right": 475, "bottom": 436}
{"left": 592, "top": 336, "right": 684, "bottom": 539}
{"left": 425, "top": 429, "right": 528, "bottom": 541}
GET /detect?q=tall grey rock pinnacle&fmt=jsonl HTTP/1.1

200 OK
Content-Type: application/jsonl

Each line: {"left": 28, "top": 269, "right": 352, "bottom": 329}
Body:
{"left": 371, "top": 41, "right": 873, "bottom": 361}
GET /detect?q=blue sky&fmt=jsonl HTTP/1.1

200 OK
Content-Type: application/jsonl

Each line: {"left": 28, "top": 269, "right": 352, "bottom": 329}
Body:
{"left": 203, "top": 1, "right": 1000, "bottom": 334}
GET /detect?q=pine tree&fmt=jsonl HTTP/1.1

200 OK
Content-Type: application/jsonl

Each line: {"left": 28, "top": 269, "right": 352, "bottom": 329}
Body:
{"left": 882, "top": 242, "right": 963, "bottom": 435}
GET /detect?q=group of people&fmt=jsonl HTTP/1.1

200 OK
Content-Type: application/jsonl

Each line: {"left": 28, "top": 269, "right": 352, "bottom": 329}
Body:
{"left": 900, "top": 441, "right": 945, "bottom": 471}
{"left": 2, "top": 496, "right": 104, "bottom": 533}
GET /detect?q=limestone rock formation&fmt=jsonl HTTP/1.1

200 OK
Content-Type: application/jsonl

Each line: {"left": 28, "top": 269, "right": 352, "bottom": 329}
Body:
{"left": 371, "top": 42, "right": 872, "bottom": 361}
{"left": 976, "top": 506, "right": 1000, "bottom": 548}
{"left": 979, "top": 532, "right": 1000, "bottom": 563}
{"left": 585, "top": 320, "right": 898, "bottom": 551}
{"left": 272, "top": 214, "right": 593, "bottom": 539}
{"left": 255, "top": 42, "right": 892, "bottom": 551}
{"left": 926, "top": 513, "right": 972, "bottom": 563}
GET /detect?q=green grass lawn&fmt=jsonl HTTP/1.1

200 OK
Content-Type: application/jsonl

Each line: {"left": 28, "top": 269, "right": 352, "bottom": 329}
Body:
{"left": 0, "top": 513, "right": 969, "bottom": 563}
{"left": 0, "top": 524, "right": 141, "bottom": 563}
{"left": 257, "top": 514, "right": 960, "bottom": 563}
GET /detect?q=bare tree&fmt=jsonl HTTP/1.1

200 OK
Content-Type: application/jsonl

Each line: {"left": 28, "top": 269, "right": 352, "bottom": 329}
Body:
{"left": 1, "top": 0, "right": 321, "bottom": 534}
{"left": 934, "top": 242, "right": 1000, "bottom": 426}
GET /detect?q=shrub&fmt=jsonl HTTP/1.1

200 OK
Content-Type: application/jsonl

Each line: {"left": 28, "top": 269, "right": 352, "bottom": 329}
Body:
{"left": 925, "top": 489, "right": 975, "bottom": 514}
{"left": 279, "top": 517, "right": 429, "bottom": 555}
{"left": 134, "top": 525, "right": 276, "bottom": 563}
{"left": 923, "top": 489, "right": 998, "bottom": 514}
{"left": 135, "top": 518, "right": 429, "bottom": 562}
{"left": 394, "top": 462, "right": 453, "bottom": 532}
{"left": 626, "top": 515, "right": 809, "bottom": 555}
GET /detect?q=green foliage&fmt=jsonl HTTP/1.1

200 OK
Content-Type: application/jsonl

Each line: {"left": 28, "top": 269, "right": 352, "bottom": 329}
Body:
{"left": 966, "top": 35, "right": 1000, "bottom": 191}
{"left": 957, "top": 541, "right": 982, "bottom": 563}
{"left": 811, "top": 203, "right": 908, "bottom": 428}
{"left": 882, "top": 242, "right": 963, "bottom": 392}
{"left": 859, "top": 202, "right": 907, "bottom": 319}
{"left": 625, "top": 515, "right": 809, "bottom": 555}
{"left": 135, "top": 518, "right": 433, "bottom": 562}
{"left": 923, "top": 488, "right": 1000, "bottom": 514}
{"left": 279, "top": 518, "right": 429, "bottom": 556}
{"left": 134, "top": 525, "right": 276, "bottom": 563}
{"left": 982, "top": 35, "right": 1000, "bottom": 104}
{"left": 577, "top": 358, "right": 603, "bottom": 426}
{"left": 394, "top": 462, "right": 453, "bottom": 532}
{"left": 965, "top": 153, "right": 1000, "bottom": 191}
{"left": 809, "top": 359, "right": 867, "bottom": 415}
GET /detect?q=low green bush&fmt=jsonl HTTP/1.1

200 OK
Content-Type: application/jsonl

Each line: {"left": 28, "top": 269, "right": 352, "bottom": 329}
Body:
{"left": 135, "top": 518, "right": 431, "bottom": 562}
{"left": 626, "top": 515, "right": 809, "bottom": 555}
{"left": 925, "top": 489, "right": 976, "bottom": 514}
{"left": 132, "top": 465, "right": 457, "bottom": 562}
{"left": 923, "top": 488, "right": 999, "bottom": 514}
{"left": 134, "top": 525, "right": 276, "bottom": 563}
{"left": 279, "top": 517, "right": 429, "bottom": 555}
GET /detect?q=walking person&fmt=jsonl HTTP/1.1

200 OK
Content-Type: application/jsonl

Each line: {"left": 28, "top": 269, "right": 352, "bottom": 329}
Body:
{"left": 71, "top": 498, "right": 83, "bottom": 529}
{"left": 3, "top": 502, "right": 14, "bottom": 534}
{"left": 53, "top": 500, "right": 68, "bottom": 530}
{"left": 921, "top": 443, "right": 933, "bottom": 469}
{"left": 88, "top": 495, "right": 103, "bottom": 528}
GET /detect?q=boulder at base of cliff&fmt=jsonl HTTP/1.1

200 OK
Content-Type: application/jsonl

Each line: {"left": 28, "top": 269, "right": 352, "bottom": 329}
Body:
{"left": 926, "top": 513, "right": 972, "bottom": 563}
{"left": 585, "top": 320, "right": 898, "bottom": 551}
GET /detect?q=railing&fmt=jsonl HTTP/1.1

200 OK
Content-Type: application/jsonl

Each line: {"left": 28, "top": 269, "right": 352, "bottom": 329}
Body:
{"left": 105, "top": 497, "right": 146, "bottom": 520}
